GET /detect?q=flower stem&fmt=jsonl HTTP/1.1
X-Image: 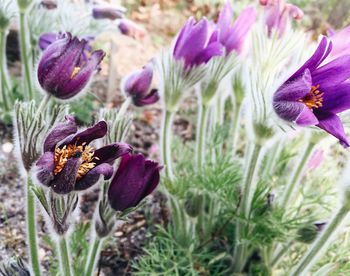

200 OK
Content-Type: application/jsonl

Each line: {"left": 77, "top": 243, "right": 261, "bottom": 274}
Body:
{"left": 116, "top": 97, "right": 131, "bottom": 120}
{"left": 26, "top": 176, "right": 41, "bottom": 276}
{"left": 231, "top": 103, "right": 241, "bottom": 156}
{"left": 196, "top": 103, "right": 209, "bottom": 170}
{"left": 0, "top": 30, "right": 10, "bottom": 111}
{"left": 160, "top": 109, "right": 174, "bottom": 180}
{"left": 58, "top": 235, "right": 73, "bottom": 276}
{"left": 270, "top": 241, "right": 293, "bottom": 267}
{"left": 19, "top": 11, "right": 34, "bottom": 100}
{"left": 234, "top": 143, "right": 263, "bottom": 272}
{"left": 279, "top": 142, "right": 315, "bottom": 209}
{"left": 84, "top": 235, "right": 102, "bottom": 276}
{"left": 290, "top": 204, "right": 350, "bottom": 276}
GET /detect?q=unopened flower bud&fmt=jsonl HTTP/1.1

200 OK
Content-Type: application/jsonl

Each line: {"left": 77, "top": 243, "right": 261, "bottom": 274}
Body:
{"left": 296, "top": 222, "right": 326, "bottom": 244}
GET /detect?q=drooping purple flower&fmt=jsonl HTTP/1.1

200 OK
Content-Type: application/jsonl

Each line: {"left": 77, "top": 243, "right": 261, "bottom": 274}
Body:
{"left": 37, "top": 33, "right": 104, "bottom": 100}
{"left": 118, "top": 19, "right": 146, "bottom": 39}
{"left": 92, "top": 5, "right": 125, "bottom": 20}
{"left": 273, "top": 37, "right": 350, "bottom": 147}
{"left": 108, "top": 153, "right": 161, "bottom": 212}
{"left": 123, "top": 63, "right": 159, "bottom": 107}
{"left": 173, "top": 17, "right": 223, "bottom": 68}
{"left": 214, "top": 1, "right": 256, "bottom": 54}
{"left": 35, "top": 116, "right": 132, "bottom": 194}
{"left": 260, "top": 0, "right": 303, "bottom": 37}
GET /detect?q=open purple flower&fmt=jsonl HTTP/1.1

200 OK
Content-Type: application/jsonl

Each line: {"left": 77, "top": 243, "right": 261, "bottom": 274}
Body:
{"left": 260, "top": 0, "right": 303, "bottom": 37}
{"left": 123, "top": 63, "right": 159, "bottom": 107}
{"left": 35, "top": 116, "right": 132, "bottom": 194}
{"left": 214, "top": 1, "right": 256, "bottom": 54}
{"left": 92, "top": 5, "right": 125, "bottom": 20}
{"left": 273, "top": 37, "right": 350, "bottom": 147}
{"left": 173, "top": 17, "right": 223, "bottom": 68}
{"left": 108, "top": 153, "right": 161, "bottom": 212}
{"left": 37, "top": 33, "right": 104, "bottom": 100}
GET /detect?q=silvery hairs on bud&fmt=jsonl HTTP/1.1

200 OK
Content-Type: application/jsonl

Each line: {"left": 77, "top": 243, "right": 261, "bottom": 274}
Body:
{"left": 13, "top": 101, "right": 68, "bottom": 173}
{"left": 98, "top": 108, "right": 132, "bottom": 145}
{"left": 0, "top": 257, "right": 30, "bottom": 276}
{"left": 155, "top": 52, "right": 207, "bottom": 112}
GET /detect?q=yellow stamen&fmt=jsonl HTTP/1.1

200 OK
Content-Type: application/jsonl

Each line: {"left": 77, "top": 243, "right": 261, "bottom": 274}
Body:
{"left": 298, "top": 84, "right": 324, "bottom": 110}
{"left": 54, "top": 143, "right": 97, "bottom": 180}
{"left": 70, "top": 66, "right": 81, "bottom": 79}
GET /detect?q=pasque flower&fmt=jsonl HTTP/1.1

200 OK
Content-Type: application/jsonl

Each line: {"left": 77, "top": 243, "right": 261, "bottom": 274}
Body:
{"left": 273, "top": 37, "right": 350, "bottom": 146}
{"left": 260, "top": 0, "right": 303, "bottom": 37}
{"left": 118, "top": 19, "right": 146, "bottom": 39}
{"left": 35, "top": 116, "right": 132, "bottom": 194}
{"left": 173, "top": 17, "right": 223, "bottom": 68}
{"left": 108, "top": 153, "right": 161, "bottom": 212}
{"left": 92, "top": 5, "right": 125, "bottom": 20}
{"left": 123, "top": 63, "right": 159, "bottom": 106}
{"left": 214, "top": 1, "right": 256, "bottom": 54}
{"left": 37, "top": 33, "right": 104, "bottom": 100}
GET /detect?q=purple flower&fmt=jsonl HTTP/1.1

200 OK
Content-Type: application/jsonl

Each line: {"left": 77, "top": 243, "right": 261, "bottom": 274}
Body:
{"left": 260, "top": 0, "right": 303, "bottom": 37}
{"left": 38, "top": 32, "right": 58, "bottom": 51}
{"left": 40, "top": 0, "right": 57, "bottom": 9}
{"left": 108, "top": 153, "right": 161, "bottom": 212}
{"left": 35, "top": 116, "right": 132, "bottom": 194}
{"left": 173, "top": 17, "right": 223, "bottom": 68}
{"left": 214, "top": 1, "right": 256, "bottom": 54}
{"left": 118, "top": 19, "right": 146, "bottom": 39}
{"left": 273, "top": 37, "right": 350, "bottom": 147}
{"left": 123, "top": 63, "right": 159, "bottom": 107}
{"left": 92, "top": 5, "right": 125, "bottom": 20}
{"left": 37, "top": 33, "right": 105, "bottom": 100}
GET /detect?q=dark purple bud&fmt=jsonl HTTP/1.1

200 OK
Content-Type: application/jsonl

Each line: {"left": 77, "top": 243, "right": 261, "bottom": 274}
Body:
{"left": 40, "top": 0, "right": 57, "bottom": 9}
{"left": 37, "top": 33, "right": 105, "bottom": 100}
{"left": 123, "top": 63, "right": 159, "bottom": 107}
{"left": 108, "top": 154, "right": 162, "bottom": 212}
{"left": 35, "top": 116, "right": 132, "bottom": 194}
{"left": 92, "top": 5, "right": 125, "bottom": 20}
{"left": 118, "top": 19, "right": 146, "bottom": 39}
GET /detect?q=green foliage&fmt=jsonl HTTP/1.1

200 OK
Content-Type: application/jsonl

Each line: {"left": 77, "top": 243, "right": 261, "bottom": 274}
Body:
{"left": 69, "top": 93, "right": 99, "bottom": 125}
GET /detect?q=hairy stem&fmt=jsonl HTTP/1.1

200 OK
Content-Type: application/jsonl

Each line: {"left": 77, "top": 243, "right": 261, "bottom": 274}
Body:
{"left": 231, "top": 103, "right": 241, "bottom": 156}
{"left": 196, "top": 103, "right": 209, "bottom": 170}
{"left": 290, "top": 204, "right": 350, "bottom": 275}
{"left": 19, "top": 11, "right": 34, "bottom": 100}
{"left": 84, "top": 235, "right": 103, "bottom": 276}
{"left": 234, "top": 143, "right": 263, "bottom": 272}
{"left": 160, "top": 110, "right": 175, "bottom": 180}
{"left": 58, "top": 235, "right": 73, "bottom": 276}
{"left": 0, "top": 30, "right": 10, "bottom": 111}
{"left": 279, "top": 142, "right": 315, "bottom": 209}
{"left": 26, "top": 177, "right": 41, "bottom": 276}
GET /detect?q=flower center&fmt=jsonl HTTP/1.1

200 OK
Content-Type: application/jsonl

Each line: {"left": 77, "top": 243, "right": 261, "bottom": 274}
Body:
{"left": 298, "top": 84, "right": 323, "bottom": 110}
{"left": 54, "top": 143, "right": 98, "bottom": 180}
{"left": 70, "top": 67, "right": 81, "bottom": 79}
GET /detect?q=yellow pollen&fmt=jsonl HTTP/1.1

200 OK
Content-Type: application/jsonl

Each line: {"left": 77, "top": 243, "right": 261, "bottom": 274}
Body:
{"left": 298, "top": 84, "right": 324, "bottom": 110}
{"left": 54, "top": 143, "right": 98, "bottom": 180}
{"left": 70, "top": 67, "right": 81, "bottom": 79}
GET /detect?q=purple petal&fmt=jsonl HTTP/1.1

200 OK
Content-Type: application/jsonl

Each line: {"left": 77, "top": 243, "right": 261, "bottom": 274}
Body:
{"left": 51, "top": 155, "right": 81, "bottom": 194}
{"left": 58, "top": 50, "right": 105, "bottom": 99}
{"left": 320, "top": 82, "right": 350, "bottom": 113}
{"left": 141, "top": 160, "right": 161, "bottom": 198}
{"left": 224, "top": 6, "right": 256, "bottom": 53}
{"left": 273, "top": 69, "right": 312, "bottom": 102}
{"left": 316, "top": 112, "right": 349, "bottom": 147}
{"left": 329, "top": 24, "right": 350, "bottom": 59}
{"left": 62, "top": 121, "right": 108, "bottom": 147}
{"left": 173, "top": 17, "right": 196, "bottom": 58}
{"left": 124, "top": 63, "right": 153, "bottom": 97}
{"left": 217, "top": 1, "right": 233, "bottom": 43}
{"left": 108, "top": 154, "right": 146, "bottom": 211}
{"left": 94, "top": 143, "right": 132, "bottom": 165}
{"left": 312, "top": 55, "right": 350, "bottom": 90}
{"left": 289, "top": 37, "right": 331, "bottom": 81}
{"left": 273, "top": 100, "right": 306, "bottom": 122}
{"left": 295, "top": 106, "right": 319, "bottom": 126}
{"left": 38, "top": 32, "right": 58, "bottom": 51}
{"left": 74, "top": 163, "right": 114, "bottom": 191}
{"left": 92, "top": 6, "right": 125, "bottom": 20}
{"left": 44, "top": 115, "right": 77, "bottom": 152}
{"left": 35, "top": 151, "right": 55, "bottom": 186}
{"left": 133, "top": 89, "right": 160, "bottom": 107}
{"left": 193, "top": 42, "right": 224, "bottom": 65}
